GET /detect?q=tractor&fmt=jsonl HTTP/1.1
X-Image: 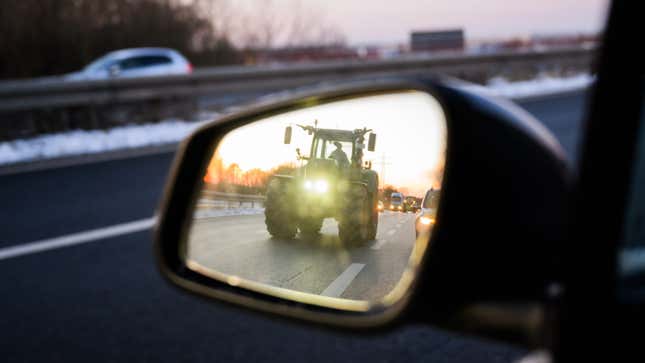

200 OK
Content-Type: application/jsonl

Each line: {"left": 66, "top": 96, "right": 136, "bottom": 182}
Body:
{"left": 264, "top": 122, "right": 379, "bottom": 243}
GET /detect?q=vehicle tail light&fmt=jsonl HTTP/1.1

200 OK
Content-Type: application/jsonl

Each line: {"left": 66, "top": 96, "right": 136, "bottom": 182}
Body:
{"left": 186, "top": 63, "right": 193, "bottom": 73}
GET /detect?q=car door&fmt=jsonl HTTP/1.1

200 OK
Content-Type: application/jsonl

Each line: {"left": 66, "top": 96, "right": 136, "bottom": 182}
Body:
{"left": 555, "top": 1, "right": 644, "bottom": 361}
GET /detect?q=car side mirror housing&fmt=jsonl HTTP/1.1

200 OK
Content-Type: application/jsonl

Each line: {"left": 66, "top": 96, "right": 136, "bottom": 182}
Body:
{"left": 154, "top": 77, "right": 570, "bottom": 348}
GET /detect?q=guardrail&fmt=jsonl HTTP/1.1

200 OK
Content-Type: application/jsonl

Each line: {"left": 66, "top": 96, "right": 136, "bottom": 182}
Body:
{"left": 200, "top": 190, "right": 266, "bottom": 209}
{"left": 0, "top": 47, "right": 595, "bottom": 140}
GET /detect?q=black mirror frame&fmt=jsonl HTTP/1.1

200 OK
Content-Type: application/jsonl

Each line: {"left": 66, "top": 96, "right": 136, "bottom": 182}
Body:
{"left": 154, "top": 79, "right": 445, "bottom": 330}
{"left": 154, "top": 76, "right": 571, "bottom": 346}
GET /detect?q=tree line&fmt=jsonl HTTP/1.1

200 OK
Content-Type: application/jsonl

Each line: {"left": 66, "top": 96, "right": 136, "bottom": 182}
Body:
{"left": 204, "top": 156, "right": 298, "bottom": 195}
{"left": 203, "top": 154, "right": 405, "bottom": 200}
{"left": 0, "top": 0, "right": 345, "bottom": 79}
{"left": 0, "top": 0, "right": 239, "bottom": 79}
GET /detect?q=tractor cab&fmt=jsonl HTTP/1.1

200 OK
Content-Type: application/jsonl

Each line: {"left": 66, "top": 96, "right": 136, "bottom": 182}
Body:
{"left": 285, "top": 123, "right": 376, "bottom": 169}
{"left": 310, "top": 129, "right": 357, "bottom": 167}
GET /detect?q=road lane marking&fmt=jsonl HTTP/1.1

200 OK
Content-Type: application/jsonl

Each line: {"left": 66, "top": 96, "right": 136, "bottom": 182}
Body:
{"left": 321, "top": 263, "right": 365, "bottom": 298}
{"left": 370, "top": 239, "right": 388, "bottom": 250}
{"left": 0, "top": 217, "right": 156, "bottom": 261}
{"left": 387, "top": 229, "right": 397, "bottom": 236}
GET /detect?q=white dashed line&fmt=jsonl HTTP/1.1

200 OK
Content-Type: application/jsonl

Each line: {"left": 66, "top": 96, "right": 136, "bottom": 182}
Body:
{"left": 321, "top": 263, "right": 365, "bottom": 297}
{"left": 370, "top": 239, "right": 388, "bottom": 250}
{"left": 0, "top": 217, "right": 156, "bottom": 261}
{"left": 387, "top": 229, "right": 397, "bottom": 236}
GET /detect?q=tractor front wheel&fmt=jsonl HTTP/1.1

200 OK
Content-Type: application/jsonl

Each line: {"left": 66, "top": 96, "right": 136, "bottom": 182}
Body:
{"left": 264, "top": 179, "right": 297, "bottom": 239}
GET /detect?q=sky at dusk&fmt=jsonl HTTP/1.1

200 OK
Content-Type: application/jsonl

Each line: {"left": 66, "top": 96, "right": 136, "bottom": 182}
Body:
{"left": 256, "top": 0, "right": 609, "bottom": 46}
{"left": 210, "top": 91, "right": 447, "bottom": 197}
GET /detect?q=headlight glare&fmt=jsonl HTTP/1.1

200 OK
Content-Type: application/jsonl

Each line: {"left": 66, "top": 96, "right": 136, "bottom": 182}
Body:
{"left": 314, "top": 180, "right": 328, "bottom": 193}
{"left": 420, "top": 216, "right": 434, "bottom": 225}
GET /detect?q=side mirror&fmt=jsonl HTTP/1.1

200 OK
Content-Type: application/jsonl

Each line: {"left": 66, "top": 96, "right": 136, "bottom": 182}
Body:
{"left": 368, "top": 133, "right": 376, "bottom": 151}
{"left": 284, "top": 126, "right": 292, "bottom": 144}
{"left": 155, "top": 78, "right": 570, "bottom": 348}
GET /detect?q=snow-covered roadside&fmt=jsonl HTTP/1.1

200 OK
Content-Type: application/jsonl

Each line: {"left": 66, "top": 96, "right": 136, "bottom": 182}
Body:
{"left": 485, "top": 73, "right": 594, "bottom": 99}
{"left": 0, "top": 74, "right": 593, "bottom": 166}
{"left": 0, "top": 120, "right": 203, "bottom": 165}
{"left": 194, "top": 207, "right": 265, "bottom": 219}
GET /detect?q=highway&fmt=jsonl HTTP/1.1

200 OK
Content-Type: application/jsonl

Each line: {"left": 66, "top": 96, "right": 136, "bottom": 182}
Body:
{"left": 188, "top": 211, "right": 417, "bottom": 301}
{"left": 0, "top": 90, "right": 586, "bottom": 362}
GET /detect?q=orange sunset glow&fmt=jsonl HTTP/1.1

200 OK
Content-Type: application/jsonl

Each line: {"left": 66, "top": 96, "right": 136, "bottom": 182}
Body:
{"left": 204, "top": 91, "right": 446, "bottom": 197}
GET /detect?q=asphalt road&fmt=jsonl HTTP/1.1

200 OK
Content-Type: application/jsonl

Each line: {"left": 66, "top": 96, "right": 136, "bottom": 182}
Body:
{"left": 188, "top": 211, "right": 417, "bottom": 302}
{"left": 0, "top": 90, "right": 587, "bottom": 362}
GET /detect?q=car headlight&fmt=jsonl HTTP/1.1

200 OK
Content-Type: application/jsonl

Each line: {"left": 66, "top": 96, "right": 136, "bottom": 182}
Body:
{"left": 398, "top": 206, "right": 403, "bottom": 210}
{"left": 419, "top": 216, "right": 435, "bottom": 225}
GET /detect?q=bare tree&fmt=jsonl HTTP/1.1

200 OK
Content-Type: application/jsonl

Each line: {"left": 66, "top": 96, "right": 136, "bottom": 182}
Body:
{"left": 230, "top": 0, "right": 346, "bottom": 50}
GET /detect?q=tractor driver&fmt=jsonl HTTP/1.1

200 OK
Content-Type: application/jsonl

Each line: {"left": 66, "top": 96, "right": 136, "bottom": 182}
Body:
{"left": 329, "top": 141, "right": 349, "bottom": 168}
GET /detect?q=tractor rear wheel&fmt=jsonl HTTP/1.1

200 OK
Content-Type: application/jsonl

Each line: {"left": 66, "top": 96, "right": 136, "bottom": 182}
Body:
{"left": 338, "top": 185, "right": 370, "bottom": 244}
{"left": 367, "top": 193, "right": 378, "bottom": 240}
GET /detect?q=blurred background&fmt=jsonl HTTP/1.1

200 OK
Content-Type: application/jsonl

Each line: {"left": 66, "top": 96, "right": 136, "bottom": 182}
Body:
{"left": 1, "top": 0, "right": 605, "bottom": 79}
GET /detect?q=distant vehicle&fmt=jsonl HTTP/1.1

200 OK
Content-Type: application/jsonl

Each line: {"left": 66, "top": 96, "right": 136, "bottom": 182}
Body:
{"left": 415, "top": 188, "right": 440, "bottom": 237}
{"left": 389, "top": 192, "right": 404, "bottom": 212}
{"left": 64, "top": 48, "right": 192, "bottom": 81}
{"left": 404, "top": 196, "right": 421, "bottom": 213}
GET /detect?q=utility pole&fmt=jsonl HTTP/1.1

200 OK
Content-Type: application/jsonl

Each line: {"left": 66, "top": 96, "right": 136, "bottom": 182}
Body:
{"left": 372, "top": 152, "right": 392, "bottom": 188}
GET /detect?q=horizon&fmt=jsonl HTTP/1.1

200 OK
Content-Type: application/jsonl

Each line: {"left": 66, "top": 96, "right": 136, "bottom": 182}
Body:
{"left": 227, "top": 0, "right": 609, "bottom": 48}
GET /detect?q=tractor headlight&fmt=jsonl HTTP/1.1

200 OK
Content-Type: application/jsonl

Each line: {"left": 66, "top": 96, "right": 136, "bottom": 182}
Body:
{"left": 314, "top": 180, "right": 328, "bottom": 193}
{"left": 304, "top": 179, "right": 328, "bottom": 193}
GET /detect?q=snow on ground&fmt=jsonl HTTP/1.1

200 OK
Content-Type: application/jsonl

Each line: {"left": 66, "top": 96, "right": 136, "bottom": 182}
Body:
{"left": 0, "top": 120, "right": 202, "bottom": 165}
{"left": 485, "top": 73, "right": 594, "bottom": 99}
{"left": 0, "top": 74, "right": 592, "bottom": 166}
{"left": 194, "top": 207, "right": 265, "bottom": 219}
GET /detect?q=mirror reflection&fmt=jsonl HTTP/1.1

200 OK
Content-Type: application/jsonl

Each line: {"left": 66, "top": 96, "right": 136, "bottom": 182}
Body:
{"left": 186, "top": 91, "right": 446, "bottom": 308}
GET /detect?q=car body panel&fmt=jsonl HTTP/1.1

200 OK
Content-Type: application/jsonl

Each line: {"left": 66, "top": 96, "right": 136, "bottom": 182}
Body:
{"left": 65, "top": 47, "right": 191, "bottom": 81}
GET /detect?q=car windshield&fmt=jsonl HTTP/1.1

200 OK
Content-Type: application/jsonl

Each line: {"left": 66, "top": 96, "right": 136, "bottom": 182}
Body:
{"left": 0, "top": 1, "right": 612, "bottom": 362}
{"left": 83, "top": 53, "right": 120, "bottom": 72}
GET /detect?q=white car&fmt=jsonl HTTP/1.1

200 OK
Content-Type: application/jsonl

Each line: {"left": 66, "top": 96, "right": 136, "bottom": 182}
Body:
{"left": 65, "top": 48, "right": 192, "bottom": 81}
{"left": 389, "top": 192, "right": 405, "bottom": 212}
{"left": 415, "top": 188, "right": 440, "bottom": 237}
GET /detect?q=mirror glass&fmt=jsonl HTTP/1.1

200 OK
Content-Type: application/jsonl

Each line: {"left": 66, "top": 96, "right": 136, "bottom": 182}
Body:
{"left": 185, "top": 90, "right": 447, "bottom": 311}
